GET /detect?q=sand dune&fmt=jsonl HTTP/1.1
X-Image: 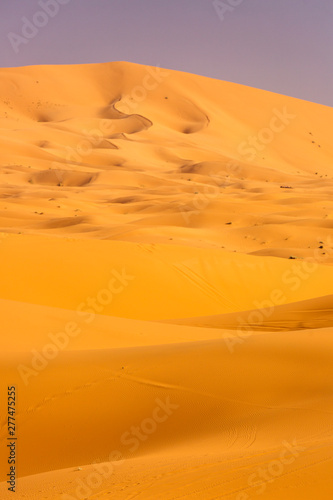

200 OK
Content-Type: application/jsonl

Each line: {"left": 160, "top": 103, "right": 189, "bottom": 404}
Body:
{"left": 164, "top": 294, "right": 333, "bottom": 332}
{"left": 0, "top": 62, "right": 333, "bottom": 499}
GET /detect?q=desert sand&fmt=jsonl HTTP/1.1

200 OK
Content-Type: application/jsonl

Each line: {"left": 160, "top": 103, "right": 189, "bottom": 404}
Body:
{"left": 0, "top": 61, "right": 333, "bottom": 499}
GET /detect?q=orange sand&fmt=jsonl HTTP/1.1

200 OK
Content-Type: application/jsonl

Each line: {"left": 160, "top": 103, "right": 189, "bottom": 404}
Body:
{"left": 0, "top": 62, "right": 333, "bottom": 499}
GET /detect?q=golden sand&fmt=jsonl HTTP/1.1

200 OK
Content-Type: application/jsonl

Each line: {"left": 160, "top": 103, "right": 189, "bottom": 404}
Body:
{"left": 0, "top": 62, "right": 332, "bottom": 499}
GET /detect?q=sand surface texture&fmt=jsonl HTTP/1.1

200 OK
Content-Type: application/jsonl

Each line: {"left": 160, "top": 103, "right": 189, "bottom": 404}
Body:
{"left": 0, "top": 62, "right": 333, "bottom": 499}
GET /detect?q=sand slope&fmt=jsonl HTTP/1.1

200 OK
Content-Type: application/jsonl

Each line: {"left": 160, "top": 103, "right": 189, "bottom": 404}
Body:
{"left": 0, "top": 62, "right": 333, "bottom": 499}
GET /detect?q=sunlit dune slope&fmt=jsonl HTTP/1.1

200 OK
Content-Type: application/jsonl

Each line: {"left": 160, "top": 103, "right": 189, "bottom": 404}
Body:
{"left": 1, "top": 235, "right": 333, "bottom": 322}
{"left": 1, "top": 328, "right": 333, "bottom": 498}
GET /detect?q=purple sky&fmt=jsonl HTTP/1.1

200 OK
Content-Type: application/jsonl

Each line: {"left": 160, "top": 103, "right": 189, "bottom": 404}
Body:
{"left": 1, "top": 0, "right": 332, "bottom": 106}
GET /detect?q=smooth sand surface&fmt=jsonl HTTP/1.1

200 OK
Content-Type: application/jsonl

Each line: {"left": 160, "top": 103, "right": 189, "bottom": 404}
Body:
{"left": 0, "top": 62, "right": 333, "bottom": 499}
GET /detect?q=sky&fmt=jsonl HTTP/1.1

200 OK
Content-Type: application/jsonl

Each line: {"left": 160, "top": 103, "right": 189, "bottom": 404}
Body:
{"left": 1, "top": 0, "right": 332, "bottom": 106}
